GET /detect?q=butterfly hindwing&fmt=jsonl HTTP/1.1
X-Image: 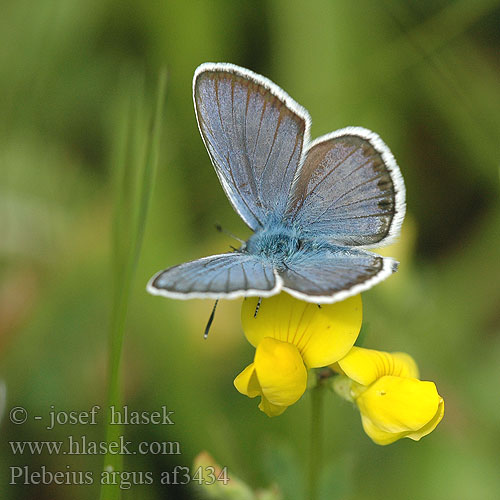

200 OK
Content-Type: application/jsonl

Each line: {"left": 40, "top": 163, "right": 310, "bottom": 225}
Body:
{"left": 287, "top": 127, "right": 405, "bottom": 248}
{"left": 279, "top": 246, "right": 398, "bottom": 303}
{"left": 147, "top": 253, "right": 281, "bottom": 300}
{"left": 194, "top": 63, "right": 310, "bottom": 230}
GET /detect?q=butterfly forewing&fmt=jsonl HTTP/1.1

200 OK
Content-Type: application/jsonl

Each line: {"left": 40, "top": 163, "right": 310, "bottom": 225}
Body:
{"left": 194, "top": 63, "right": 310, "bottom": 230}
{"left": 287, "top": 128, "right": 405, "bottom": 247}
{"left": 147, "top": 253, "right": 280, "bottom": 299}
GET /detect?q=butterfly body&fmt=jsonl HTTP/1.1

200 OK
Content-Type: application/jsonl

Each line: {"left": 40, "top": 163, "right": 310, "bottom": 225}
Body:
{"left": 148, "top": 63, "right": 405, "bottom": 304}
{"left": 244, "top": 222, "right": 302, "bottom": 267}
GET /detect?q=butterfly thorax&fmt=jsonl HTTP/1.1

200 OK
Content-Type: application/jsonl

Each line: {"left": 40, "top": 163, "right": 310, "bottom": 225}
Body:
{"left": 244, "top": 224, "right": 304, "bottom": 269}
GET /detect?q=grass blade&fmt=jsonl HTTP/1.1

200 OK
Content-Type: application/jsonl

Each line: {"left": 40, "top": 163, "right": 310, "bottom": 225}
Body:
{"left": 99, "top": 69, "right": 167, "bottom": 500}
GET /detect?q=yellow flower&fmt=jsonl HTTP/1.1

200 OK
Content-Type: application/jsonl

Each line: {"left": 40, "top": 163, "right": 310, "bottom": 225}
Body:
{"left": 333, "top": 347, "right": 444, "bottom": 445}
{"left": 234, "top": 293, "right": 362, "bottom": 417}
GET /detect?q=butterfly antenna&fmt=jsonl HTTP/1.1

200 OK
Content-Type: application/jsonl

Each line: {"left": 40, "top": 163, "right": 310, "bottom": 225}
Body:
{"left": 204, "top": 300, "right": 219, "bottom": 339}
{"left": 254, "top": 297, "right": 262, "bottom": 318}
{"left": 215, "top": 223, "right": 245, "bottom": 244}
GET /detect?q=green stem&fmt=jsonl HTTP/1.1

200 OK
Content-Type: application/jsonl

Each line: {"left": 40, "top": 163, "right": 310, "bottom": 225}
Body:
{"left": 308, "top": 378, "right": 325, "bottom": 500}
{"left": 99, "top": 69, "right": 166, "bottom": 500}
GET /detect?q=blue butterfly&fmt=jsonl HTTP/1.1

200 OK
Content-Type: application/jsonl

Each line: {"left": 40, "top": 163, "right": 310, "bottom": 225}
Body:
{"left": 147, "top": 63, "right": 405, "bottom": 304}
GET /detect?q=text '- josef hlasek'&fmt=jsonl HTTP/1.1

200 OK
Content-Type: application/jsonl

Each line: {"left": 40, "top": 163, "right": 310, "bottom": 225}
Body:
{"left": 9, "top": 405, "right": 175, "bottom": 429}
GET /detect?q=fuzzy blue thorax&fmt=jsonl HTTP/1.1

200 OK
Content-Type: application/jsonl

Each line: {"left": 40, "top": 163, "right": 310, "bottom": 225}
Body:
{"left": 244, "top": 222, "right": 363, "bottom": 272}
{"left": 245, "top": 224, "right": 301, "bottom": 268}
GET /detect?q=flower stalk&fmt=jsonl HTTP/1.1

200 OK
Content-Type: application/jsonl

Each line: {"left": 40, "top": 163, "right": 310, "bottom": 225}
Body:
{"left": 308, "top": 373, "right": 326, "bottom": 500}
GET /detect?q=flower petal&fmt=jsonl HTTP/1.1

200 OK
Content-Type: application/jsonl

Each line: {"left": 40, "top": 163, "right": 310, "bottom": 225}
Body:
{"left": 391, "top": 352, "right": 419, "bottom": 379}
{"left": 356, "top": 376, "right": 442, "bottom": 434}
{"left": 360, "top": 414, "right": 407, "bottom": 445}
{"left": 254, "top": 337, "right": 307, "bottom": 406}
{"left": 406, "top": 396, "right": 444, "bottom": 441}
{"left": 242, "top": 293, "right": 362, "bottom": 368}
{"left": 258, "top": 396, "right": 288, "bottom": 417}
{"left": 234, "top": 363, "right": 261, "bottom": 398}
{"left": 337, "top": 347, "right": 419, "bottom": 386}
{"left": 360, "top": 395, "right": 444, "bottom": 445}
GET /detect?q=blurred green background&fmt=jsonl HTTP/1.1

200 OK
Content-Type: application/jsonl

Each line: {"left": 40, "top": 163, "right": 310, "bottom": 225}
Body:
{"left": 1, "top": 0, "right": 499, "bottom": 499}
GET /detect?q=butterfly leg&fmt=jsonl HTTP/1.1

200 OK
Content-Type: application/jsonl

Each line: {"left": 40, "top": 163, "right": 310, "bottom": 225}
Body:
{"left": 203, "top": 300, "right": 219, "bottom": 339}
{"left": 254, "top": 297, "right": 262, "bottom": 318}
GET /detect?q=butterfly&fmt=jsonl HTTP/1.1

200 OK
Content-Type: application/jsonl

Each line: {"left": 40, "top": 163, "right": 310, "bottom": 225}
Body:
{"left": 147, "top": 63, "right": 405, "bottom": 304}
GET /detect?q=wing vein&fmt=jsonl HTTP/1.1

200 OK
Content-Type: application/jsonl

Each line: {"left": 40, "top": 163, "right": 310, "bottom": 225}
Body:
{"left": 304, "top": 166, "right": 386, "bottom": 224}
{"left": 259, "top": 106, "right": 283, "bottom": 193}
